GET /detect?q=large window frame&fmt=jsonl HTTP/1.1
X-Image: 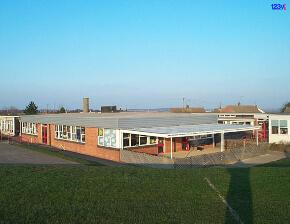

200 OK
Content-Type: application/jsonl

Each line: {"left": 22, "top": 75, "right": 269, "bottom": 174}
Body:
{"left": 122, "top": 133, "right": 157, "bottom": 148}
{"left": 280, "top": 120, "right": 288, "bottom": 135}
{"left": 22, "top": 122, "right": 38, "bottom": 135}
{"left": 98, "top": 128, "right": 116, "bottom": 148}
{"left": 55, "top": 125, "right": 85, "bottom": 143}
{"left": 1, "top": 120, "right": 13, "bottom": 133}
{"left": 271, "top": 120, "right": 288, "bottom": 135}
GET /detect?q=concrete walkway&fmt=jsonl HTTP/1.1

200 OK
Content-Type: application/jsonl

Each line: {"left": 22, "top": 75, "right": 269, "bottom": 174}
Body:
{"left": 0, "top": 142, "right": 80, "bottom": 166}
{"left": 214, "top": 151, "right": 290, "bottom": 168}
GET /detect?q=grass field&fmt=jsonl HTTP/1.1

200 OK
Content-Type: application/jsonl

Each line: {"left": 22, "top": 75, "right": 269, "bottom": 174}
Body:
{"left": 0, "top": 159, "right": 289, "bottom": 223}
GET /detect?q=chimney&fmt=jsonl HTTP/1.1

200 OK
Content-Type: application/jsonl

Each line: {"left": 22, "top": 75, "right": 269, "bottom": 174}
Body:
{"left": 83, "top": 98, "right": 89, "bottom": 113}
{"left": 238, "top": 102, "right": 241, "bottom": 106}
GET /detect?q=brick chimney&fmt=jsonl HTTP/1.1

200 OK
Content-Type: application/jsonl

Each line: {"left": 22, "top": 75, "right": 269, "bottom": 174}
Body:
{"left": 83, "top": 98, "right": 89, "bottom": 113}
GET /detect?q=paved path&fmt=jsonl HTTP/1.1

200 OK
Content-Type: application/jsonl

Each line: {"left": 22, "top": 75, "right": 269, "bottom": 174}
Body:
{"left": 0, "top": 142, "right": 80, "bottom": 166}
{"left": 214, "top": 151, "right": 290, "bottom": 168}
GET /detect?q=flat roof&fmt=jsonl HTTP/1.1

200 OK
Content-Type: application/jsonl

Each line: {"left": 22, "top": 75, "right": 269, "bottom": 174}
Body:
{"left": 22, "top": 111, "right": 213, "bottom": 118}
{"left": 19, "top": 112, "right": 218, "bottom": 129}
{"left": 122, "top": 124, "right": 260, "bottom": 138}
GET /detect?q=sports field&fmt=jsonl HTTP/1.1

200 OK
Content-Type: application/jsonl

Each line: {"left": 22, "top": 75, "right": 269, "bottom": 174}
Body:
{"left": 0, "top": 158, "right": 289, "bottom": 223}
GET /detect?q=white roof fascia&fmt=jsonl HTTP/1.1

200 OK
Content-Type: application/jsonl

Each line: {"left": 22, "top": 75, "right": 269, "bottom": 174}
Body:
{"left": 122, "top": 125, "right": 260, "bottom": 138}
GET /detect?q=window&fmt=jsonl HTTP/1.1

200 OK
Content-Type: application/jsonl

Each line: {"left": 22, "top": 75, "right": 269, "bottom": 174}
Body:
{"left": 280, "top": 120, "right": 288, "bottom": 134}
{"left": 98, "top": 128, "right": 116, "bottom": 147}
{"left": 140, "top": 136, "right": 147, "bottom": 145}
{"left": 150, "top": 136, "right": 156, "bottom": 144}
{"left": 131, "top": 134, "right": 139, "bottom": 146}
{"left": 22, "top": 122, "right": 37, "bottom": 135}
{"left": 122, "top": 133, "right": 157, "bottom": 148}
{"left": 1, "top": 120, "right": 13, "bottom": 133}
{"left": 123, "top": 133, "right": 130, "bottom": 147}
{"left": 271, "top": 120, "right": 278, "bottom": 134}
{"left": 98, "top": 128, "right": 104, "bottom": 145}
{"left": 54, "top": 125, "right": 85, "bottom": 143}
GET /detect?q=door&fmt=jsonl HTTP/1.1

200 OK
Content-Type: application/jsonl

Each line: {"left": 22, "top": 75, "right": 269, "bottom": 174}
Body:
{"left": 42, "top": 125, "right": 48, "bottom": 144}
{"left": 158, "top": 138, "right": 164, "bottom": 153}
{"left": 182, "top": 137, "right": 189, "bottom": 151}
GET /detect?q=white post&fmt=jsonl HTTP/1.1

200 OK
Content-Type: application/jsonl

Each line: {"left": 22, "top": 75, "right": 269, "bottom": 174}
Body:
{"left": 13, "top": 118, "right": 15, "bottom": 136}
{"left": 120, "top": 131, "right": 123, "bottom": 150}
{"left": 221, "top": 131, "right": 224, "bottom": 152}
{"left": 170, "top": 137, "right": 173, "bottom": 159}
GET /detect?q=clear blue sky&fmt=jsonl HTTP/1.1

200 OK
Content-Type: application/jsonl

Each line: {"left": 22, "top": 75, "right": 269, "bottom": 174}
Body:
{"left": 0, "top": 0, "right": 289, "bottom": 111}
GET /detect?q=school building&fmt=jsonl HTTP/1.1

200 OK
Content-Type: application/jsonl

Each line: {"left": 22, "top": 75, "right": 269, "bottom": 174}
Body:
{"left": 19, "top": 112, "right": 259, "bottom": 162}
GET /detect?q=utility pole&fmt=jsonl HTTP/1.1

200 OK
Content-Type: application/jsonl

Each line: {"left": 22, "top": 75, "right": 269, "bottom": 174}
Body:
{"left": 182, "top": 98, "right": 184, "bottom": 111}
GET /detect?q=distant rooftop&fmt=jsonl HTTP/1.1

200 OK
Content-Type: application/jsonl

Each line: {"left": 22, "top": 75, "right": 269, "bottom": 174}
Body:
{"left": 220, "top": 105, "right": 264, "bottom": 113}
{"left": 169, "top": 107, "right": 206, "bottom": 113}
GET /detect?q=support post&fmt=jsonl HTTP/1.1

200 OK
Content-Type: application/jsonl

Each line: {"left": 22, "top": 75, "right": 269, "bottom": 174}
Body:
{"left": 170, "top": 137, "right": 173, "bottom": 159}
{"left": 221, "top": 131, "right": 224, "bottom": 152}
{"left": 212, "top": 134, "right": 215, "bottom": 148}
{"left": 13, "top": 118, "right": 15, "bottom": 136}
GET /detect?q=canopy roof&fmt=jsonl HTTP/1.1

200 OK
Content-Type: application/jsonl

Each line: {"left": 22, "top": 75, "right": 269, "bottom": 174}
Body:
{"left": 123, "top": 124, "right": 260, "bottom": 138}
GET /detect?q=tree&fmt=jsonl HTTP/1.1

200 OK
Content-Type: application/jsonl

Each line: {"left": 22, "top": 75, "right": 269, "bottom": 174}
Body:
{"left": 59, "top": 107, "right": 66, "bottom": 113}
{"left": 280, "top": 102, "right": 290, "bottom": 113}
{"left": 23, "top": 101, "right": 38, "bottom": 115}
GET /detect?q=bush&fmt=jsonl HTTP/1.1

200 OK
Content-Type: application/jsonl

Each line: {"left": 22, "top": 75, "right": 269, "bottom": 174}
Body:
{"left": 269, "top": 141, "right": 290, "bottom": 153}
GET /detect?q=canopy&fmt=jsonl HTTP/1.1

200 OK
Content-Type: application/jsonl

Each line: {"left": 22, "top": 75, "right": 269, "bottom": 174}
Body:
{"left": 122, "top": 124, "right": 260, "bottom": 138}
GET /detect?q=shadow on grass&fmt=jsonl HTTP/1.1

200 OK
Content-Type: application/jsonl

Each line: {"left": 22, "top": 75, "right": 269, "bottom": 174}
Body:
{"left": 226, "top": 168, "right": 253, "bottom": 224}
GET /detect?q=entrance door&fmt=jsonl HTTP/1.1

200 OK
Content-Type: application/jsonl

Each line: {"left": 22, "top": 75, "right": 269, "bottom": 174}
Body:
{"left": 42, "top": 125, "right": 48, "bottom": 144}
{"left": 182, "top": 137, "right": 189, "bottom": 151}
{"left": 158, "top": 138, "right": 164, "bottom": 153}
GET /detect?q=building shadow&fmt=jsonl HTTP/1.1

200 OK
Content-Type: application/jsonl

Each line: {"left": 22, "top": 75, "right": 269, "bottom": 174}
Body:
{"left": 225, "top": 168, "right": 253, "bottom": 224}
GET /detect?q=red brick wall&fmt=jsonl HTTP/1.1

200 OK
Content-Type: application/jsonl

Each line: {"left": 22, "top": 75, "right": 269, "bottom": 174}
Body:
{"left": 23, "top": 124, "right": 120, "bottom": 162}
{"left": 130, "top": 145, "right": 158, "bottom": 154}
{"left": 50, "top": 125, "right": 120, "bottom": 162}
{"left": 21, "top": 134, "right": 40, "bottom": 144}
{"left": 21, "top": 124, "right": 42, "bottom": 144}
{"left": 162, "top": 138, "right": 190, "bottom": 153}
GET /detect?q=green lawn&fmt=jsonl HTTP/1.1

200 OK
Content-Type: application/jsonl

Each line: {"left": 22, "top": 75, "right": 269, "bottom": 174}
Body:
{"left": 0, "top": 161, "right": 289, "bottom": 223}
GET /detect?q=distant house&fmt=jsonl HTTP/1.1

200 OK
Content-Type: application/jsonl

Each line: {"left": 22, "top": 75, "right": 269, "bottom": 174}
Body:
{"left": 213, "top": 108, "right": 221, "bottom": 113}
{"left": 269, "top": 114, "right": 290, "bottom": 143}
{"left": 169, "top": 107, "right": 206, "bottom": 113}
{"left": 220, "top": 103, "right": 265, "bottom": 113}
{"left": 284, "top": 107, "right": 290, "bottom": 113}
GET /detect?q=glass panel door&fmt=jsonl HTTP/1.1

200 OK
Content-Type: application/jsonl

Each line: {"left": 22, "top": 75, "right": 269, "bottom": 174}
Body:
{"left": 42, "top": 124, "right": 48, "bottom": 144}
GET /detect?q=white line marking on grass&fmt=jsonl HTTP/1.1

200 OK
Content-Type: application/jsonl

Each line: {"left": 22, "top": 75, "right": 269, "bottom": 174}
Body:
{"left": 204, "top": 177, "right": 244, "bottom": 224}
